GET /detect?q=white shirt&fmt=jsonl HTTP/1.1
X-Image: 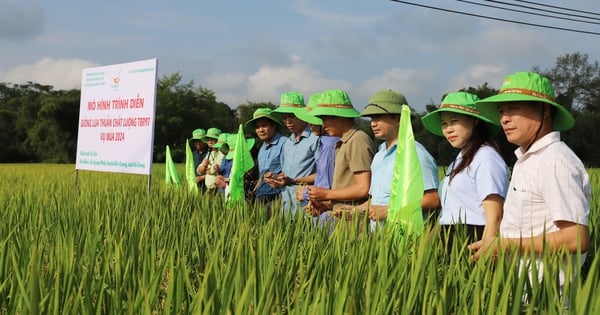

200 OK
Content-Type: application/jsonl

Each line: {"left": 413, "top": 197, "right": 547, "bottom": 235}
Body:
{"left": 500, "top": 132, "right": 590, "bottom": 236}
{"left": 500, "top": 131, "right": 591, "bottom": 289}
{"left": 438, "top": 145, "right": 509, "bottom": 225}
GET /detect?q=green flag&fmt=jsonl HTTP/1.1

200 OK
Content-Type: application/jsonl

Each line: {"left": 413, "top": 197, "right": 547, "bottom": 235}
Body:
{"left": 387, "top": 105, "right": 424, "bottom": 251}
{"left": 227, "top": 124, "right": 255, "bottom": 206}
{"left": 185, "top": 139, "right": 198, "bottom": 192}
{"left": 165, "top": 145, "right": 180, "bottom": 187}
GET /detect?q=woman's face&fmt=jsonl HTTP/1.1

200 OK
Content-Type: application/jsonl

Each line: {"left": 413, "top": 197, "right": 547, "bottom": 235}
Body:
{"left": 440, "top": 112, "right": 476, "bottom": 149}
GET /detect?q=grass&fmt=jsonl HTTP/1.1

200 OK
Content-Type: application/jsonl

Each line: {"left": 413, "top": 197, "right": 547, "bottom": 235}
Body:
{"left": 0, "top": 164, "right": 598, "bottom": 314}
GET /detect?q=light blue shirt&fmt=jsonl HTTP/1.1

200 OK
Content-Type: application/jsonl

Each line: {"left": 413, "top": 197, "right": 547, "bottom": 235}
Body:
{"left": 438, "top": 145, "right": 509, "bottom": 226}
{"left": 369, "top": 141, "right": 439, "bottom": 231}
{"left": 256, "top": 132, "right": 285, "bottom": 197}
{"left": 280, "top": 127, "right": 318, "bottom": 215}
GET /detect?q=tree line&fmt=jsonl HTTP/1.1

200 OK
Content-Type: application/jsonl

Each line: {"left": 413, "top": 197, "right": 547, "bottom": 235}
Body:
{"left": 1, "top": 52, "right": 599, "bottom": 167}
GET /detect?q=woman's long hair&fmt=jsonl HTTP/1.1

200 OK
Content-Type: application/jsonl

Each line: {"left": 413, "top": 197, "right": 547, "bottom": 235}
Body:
{"left": 448, "top": 118, "right": 500, "bottom": 183}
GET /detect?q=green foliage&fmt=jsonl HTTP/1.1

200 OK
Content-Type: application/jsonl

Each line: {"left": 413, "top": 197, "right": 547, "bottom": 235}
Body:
{"left": 0, "top": 164, "right": 598, "bottom": 314}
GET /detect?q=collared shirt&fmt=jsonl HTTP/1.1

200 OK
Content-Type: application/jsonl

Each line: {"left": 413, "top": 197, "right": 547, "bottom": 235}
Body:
{"left": 500, "top": 131, "right": 590, "bottom": 288}
{"left": 256, "top": 132, "right": 285, "bottom": 197}
{"left": 332, "top": 127, "right": 375, "bottom": 210}
{"left": 370, "top": 141, "right": 439, "bottom": 205}
{"left": 369, "top": 141, "right": 439, "bottom": 231}
{"left": 280, "top": 127, "right": 318, "bottom": 215}
{"left": 438, "top": 145, "right": 509, "bottom": 225}
{"left": 500, "top": 131, "right": 590, "bottom": 236}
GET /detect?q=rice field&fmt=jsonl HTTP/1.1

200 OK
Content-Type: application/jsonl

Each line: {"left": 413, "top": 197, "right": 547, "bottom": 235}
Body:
{"left": 0, "top": 164, "right": 598, "bottom": 314}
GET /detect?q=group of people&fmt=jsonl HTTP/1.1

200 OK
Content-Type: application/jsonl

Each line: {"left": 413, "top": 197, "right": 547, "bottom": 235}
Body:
{"left": 189, "top": 71, "right": 591, "bottom": 289}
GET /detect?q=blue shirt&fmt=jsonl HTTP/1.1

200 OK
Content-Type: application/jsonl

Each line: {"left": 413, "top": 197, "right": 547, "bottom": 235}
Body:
{"left": 280, "top": 127, "right": 318, "bottom": 215}
{"left": 438, "top": 145, "right": 509, "bottom": 225}
{"left": 220, "top": 158, "right": 233, "bottom": 179}
{"left": 369, "top": 141, "right": 439, "bottom": 231}
{"left": 256, "top": 132, "right": 285, "bottom": 197}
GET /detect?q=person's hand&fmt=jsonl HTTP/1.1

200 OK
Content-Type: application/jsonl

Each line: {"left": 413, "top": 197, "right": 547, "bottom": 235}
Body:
{"left": 296, "top": 186, "right": 307, "bottom": 201}
{"left": 468, "top": 237, "right": 503, "bottom": 261}
{"left": 195, "top": 175, "right": 205, "bottom": 183}
{"left": 368, "top": 205, "right": 388, "bottom": 221}
{"left": 215, "top": 175, "right": 227, "bottom": 188}
{"left": 307, "top": 186, "right": 328, "bottom": 201}
{"left": 212, "top": 164, "right": 220, "bottom": 174}
{"left": 308, "top": 200, "right": 331, "bottom": 216}
{"left": 332, "top": 205, "right": 357, "bottom": 221}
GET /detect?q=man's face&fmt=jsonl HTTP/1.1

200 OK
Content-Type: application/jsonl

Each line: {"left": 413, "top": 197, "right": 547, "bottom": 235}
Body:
{"left": 369, "top": 114, "right": 399, "bottom": 141}
{"left": 320, "top": 116, "right": 347, "bottom": 137}
{"left": 497, "top": 102, "right": 544, "bottom": 147}
{"left": 254, "top": 118, "right": 277, "bottom": 142}
{"left": 281, "top": 113, "right": 307, "bottom": 135}
{"left": 206, "top": 138, "right": 217, "bottom": 148}
{"left": 192, "top": 140, "right": 206, "bottom": 151}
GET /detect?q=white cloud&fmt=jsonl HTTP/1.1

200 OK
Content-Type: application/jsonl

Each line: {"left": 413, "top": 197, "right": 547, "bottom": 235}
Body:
{"left": 358, "top": 68, "right": 437, "bottom": 108}
{"left": 0, "top": 58, "right": 99, "bottom": 90}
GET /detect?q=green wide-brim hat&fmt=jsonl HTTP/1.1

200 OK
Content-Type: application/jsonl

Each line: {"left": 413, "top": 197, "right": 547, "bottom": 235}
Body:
{"left": 295, "top": 92, "right": 323, "bottom": 125}
{"left": 190, "top": 128, "right": 206, "bottom": 142}
{"left": 244, "top": 108, "right": 284, "bottom": 133}
{"left": 225, "top": 134, "right": 256, "bottom": 160}
{"left": 308, "top": 89, "right": 360, "bottom": 118}
{"left": 212, "top": 133, "right": 230, "bottom": 149}
{"left": 272, "top": 91, "right": 305, "bottom": 115}
{"left": 422, "top": 91, "right": 500, "bottom": 137}
{"left": 360, "top": 89, "right": 408, "bottom": 116}
{"left": 201, "top": 127, "right": 222, "bottom": 142}
{"left": 475, "top": 71, "right": 575, "bottom": 131}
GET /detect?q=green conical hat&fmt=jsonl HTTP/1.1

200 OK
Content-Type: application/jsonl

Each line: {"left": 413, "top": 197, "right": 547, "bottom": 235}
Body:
{"left": 421, "top": 92, "right": 500, "bottom": 136}
{"left": 244, "top": 107, "right": 284, "bottom": 134}
{"left": 225, "top": 133, "right": 256, "bottom": 160}
{"left": 295, "top": 92, "right": 323, "bottom": 125}
{"left": 360, "top": 89, "right": 408, "bottom": 116}
{"left": 212, "top": 133, "right": 230, "bottom": 148}
{"left": 308, "top": 89, "right": 360, "bottom": 118}
{"left": 273, "top": 91, "right": 305, "bottom": 115}
{"left": 201, "top": 127, "right": 222, "bottom": 142}
{"left": 190, "top": 128, "right": 206, "bottom": 142}
{"left": 475, "top": 71, "right": 574, "bottom": 131}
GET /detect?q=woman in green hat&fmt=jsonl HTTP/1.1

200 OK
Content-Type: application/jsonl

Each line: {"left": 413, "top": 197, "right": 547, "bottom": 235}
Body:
{"left": 422, "top": 91, "right": 509, "bottom": 251}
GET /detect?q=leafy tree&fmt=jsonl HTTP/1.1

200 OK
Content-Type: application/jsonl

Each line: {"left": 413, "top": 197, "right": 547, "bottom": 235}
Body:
{"left": 533, "top": 52, "right": 600, "bottom": 113}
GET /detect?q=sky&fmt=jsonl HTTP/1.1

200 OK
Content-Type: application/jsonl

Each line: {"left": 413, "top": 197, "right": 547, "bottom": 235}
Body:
{"left": 1, "top": 0, "right": 599, "bottom": 113}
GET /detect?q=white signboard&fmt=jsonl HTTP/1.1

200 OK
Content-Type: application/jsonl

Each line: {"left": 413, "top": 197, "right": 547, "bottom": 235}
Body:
{"left": 75, "top": 58, "right": 158, "bottom": 175}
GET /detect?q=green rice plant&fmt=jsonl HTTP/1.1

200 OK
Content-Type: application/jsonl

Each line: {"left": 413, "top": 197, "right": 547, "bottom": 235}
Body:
{"left": 0, "top": 164, "right": 597, "bottom": 314}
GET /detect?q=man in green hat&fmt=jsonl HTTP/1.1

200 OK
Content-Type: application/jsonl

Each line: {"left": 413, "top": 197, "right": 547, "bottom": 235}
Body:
{"left": 305, "top": 89, "right": 375, "bottom": 217}
{"left": 245, "top": 108, "right": 286, "bottom": 215}
{"left": 357, "top": 89, "right": 440, "bottom": 232}
{"left": 270, "top": 91, "right": 319, "bottom": 217}
{"left": 190, "top": 128, "right": 209, "bottom": 191}
{"left": 197, "top": 127, "right": 224, "bottom": 193}
{"left": 470, "top": 71, "right": 590, "bottom": 291}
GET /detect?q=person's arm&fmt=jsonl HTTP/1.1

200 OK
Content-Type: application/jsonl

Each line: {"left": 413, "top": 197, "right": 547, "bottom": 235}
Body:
{"left": 480, "top": 194, "right": 503, "bottom": 242}
{"left": 469, "top": 221, "right": 589, "bottom": 260}
{"left": 421, "top": 189, "right": 440, "bottom": 211}
{"left": 308, "top": 171, "right": 371, "bottom": 201}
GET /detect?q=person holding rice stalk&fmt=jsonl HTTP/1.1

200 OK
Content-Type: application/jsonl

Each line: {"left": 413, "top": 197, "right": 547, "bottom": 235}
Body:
{"left": 294, "top": 92, "right": 341, "bottom": 227}
{"left": 356, "top": 90, "right": 440, "bottom": 232}
{"left": 305, "top": 89, "right": 375, "bottom": 222}
{"left": 470, "top": 71, "right": 590, "bottom": 290}
{"left": 245, "top": 108, "right": 286, "bottom": 216}
{"left": 269, "top": 91, "right": 318, "bottom": 217}
{"left": 421, "top": 91, "right": 508, "bottom": 251}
